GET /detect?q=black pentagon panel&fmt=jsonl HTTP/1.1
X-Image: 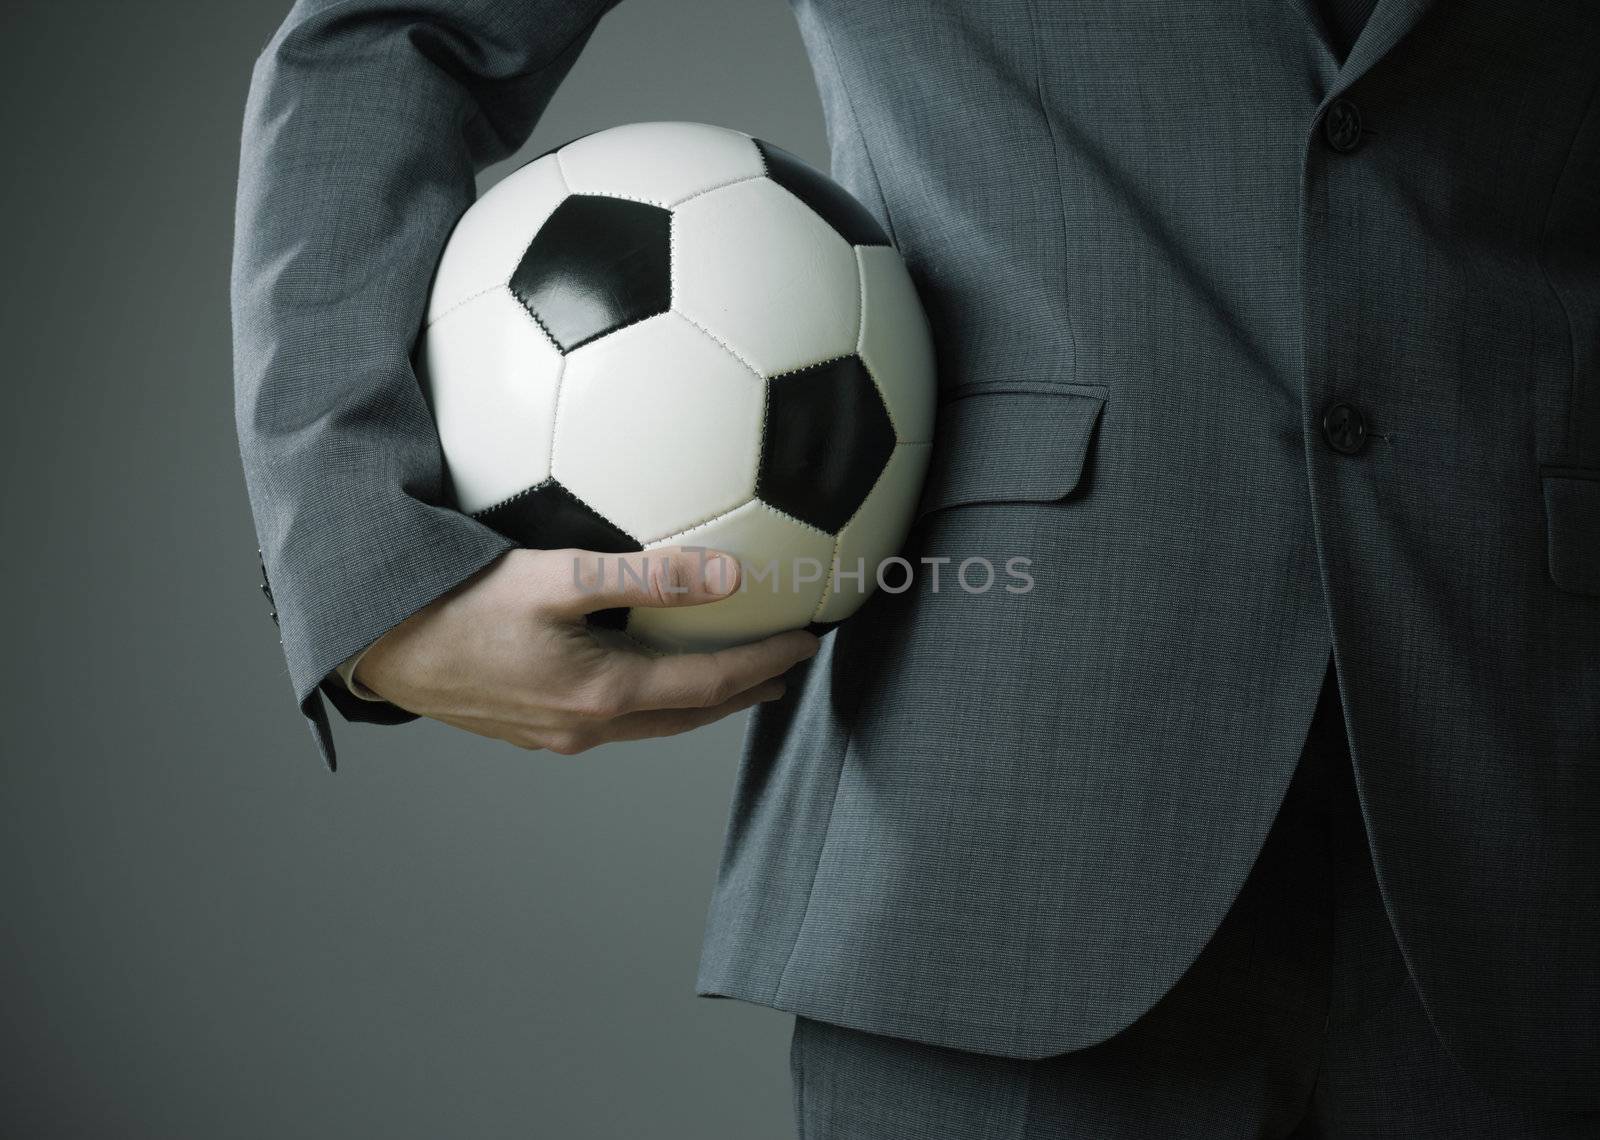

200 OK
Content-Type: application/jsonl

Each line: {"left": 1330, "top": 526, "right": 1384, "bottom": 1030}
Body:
{"left": 757, "top": 354, "right": 897, "bottom": 534}
{"left": 587, "top": 605, "right": 631, "bottom": 632}
{"left": 753, "top": 138, "right": 890, "bottom": 248}
{"left": 473, "top": 478, "right": 641, "bottom": 554}
{"left": 510, "top": 195, "right": 672, "bottom": 353}
{"left": 474, "top": 478, "right": 640, "bottom": 632}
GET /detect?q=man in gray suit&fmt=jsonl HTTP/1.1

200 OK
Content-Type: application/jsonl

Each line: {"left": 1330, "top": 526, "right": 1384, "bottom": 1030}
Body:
{"left": 234, "top": 1, "right": 1600, "bottom": 1135}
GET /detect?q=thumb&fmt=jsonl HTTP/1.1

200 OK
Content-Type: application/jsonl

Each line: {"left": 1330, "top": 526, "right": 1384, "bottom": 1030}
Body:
{"left": 553, "top": 546, "right": 741, "bottom": 614}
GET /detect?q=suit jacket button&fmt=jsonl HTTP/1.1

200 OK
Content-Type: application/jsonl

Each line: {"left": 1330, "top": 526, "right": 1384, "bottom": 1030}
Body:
{"left": 1323, "top": 99, "right": 1364, "bottom": 153}
{"left": 258, "top": 548, "right": 279, "bottom": 627}
{"left": 1321, "top": 401, "right": 1369, "bottom": 455}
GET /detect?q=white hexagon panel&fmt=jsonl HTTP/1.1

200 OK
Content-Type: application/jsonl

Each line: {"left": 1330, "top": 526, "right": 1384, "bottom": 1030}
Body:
{"left": 671, "top": 177, "right": 862, "bottom": 377}
{"left": 856, "top": 245, "right": 937, "bottom": 444}
{"left": 815, "top": 442, "right": 933, "bottom": 622}
{"left": 630, "top": 500, "right": 836, "bottom": 652}
{"left": 419, "top": 288, "right": 564, "bottom": 514}
{"left": 552, "top": 312, "right": 764, "bottom": 542}
{"left": 425, "top": 155, "right": 567, "bottom": 324}
{"left": 556, "top": 121, "right": 765, "bottom": 207}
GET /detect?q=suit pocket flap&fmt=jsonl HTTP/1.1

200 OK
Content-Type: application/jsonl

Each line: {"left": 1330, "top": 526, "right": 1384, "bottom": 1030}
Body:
{"left": 915, "top": 383, "right": 1107, "bottom": 520}
{"left": 1543, "top": 470, "right": 1600, "bottom": 596}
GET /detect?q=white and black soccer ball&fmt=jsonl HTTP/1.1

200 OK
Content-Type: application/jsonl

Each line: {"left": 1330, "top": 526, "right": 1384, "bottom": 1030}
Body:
{"left": 419, "top": 121, "right": 935, "bottom": 651}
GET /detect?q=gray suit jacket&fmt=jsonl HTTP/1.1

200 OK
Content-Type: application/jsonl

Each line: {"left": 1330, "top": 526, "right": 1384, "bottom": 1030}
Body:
{"left": 233, "top": 0, "right": 1600, "bottom": 1110}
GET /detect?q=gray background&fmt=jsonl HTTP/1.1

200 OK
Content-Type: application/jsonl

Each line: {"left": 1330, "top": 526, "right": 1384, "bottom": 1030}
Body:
{"left": 1, "top": 2, "right": 824, "bottom": 1135}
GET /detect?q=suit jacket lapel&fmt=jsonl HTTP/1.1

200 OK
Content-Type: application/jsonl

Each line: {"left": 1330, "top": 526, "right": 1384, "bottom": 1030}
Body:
{"left": 1327, "top": 0, "right": 1440, "bottom": 98}
{"left": 1287, "top": 0, "right": 1343, "bottom": 77}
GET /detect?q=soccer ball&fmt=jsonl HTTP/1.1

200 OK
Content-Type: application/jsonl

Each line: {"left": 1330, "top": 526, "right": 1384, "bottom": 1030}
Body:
{"left": 419, "top": 121, "right": 935, "bottom": 651}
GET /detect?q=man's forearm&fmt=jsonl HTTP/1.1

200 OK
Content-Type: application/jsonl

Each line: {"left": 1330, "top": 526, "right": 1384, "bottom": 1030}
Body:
{"left": 232, "top": 0, "right": 618, "bottom": 756}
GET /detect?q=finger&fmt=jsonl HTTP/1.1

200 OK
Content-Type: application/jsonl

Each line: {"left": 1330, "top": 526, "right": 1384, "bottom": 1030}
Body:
{"left": 617, "top": 628, "right": 820, "bottom": 712}
{"left": 547, "top": 547, "right": 741, "bottom": 616}
{"left": 602, "top": 680, "right": 788, "bottom": 743}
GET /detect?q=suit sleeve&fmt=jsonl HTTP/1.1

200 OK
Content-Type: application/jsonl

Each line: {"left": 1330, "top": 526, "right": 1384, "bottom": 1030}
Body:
{"left": 232, "top": 0, "right": 620, "bottom": 769}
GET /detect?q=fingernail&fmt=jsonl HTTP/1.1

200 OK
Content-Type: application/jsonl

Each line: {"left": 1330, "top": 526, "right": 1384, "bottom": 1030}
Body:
{"left": 702, "top": 552, "right": 737, "bottom": 595}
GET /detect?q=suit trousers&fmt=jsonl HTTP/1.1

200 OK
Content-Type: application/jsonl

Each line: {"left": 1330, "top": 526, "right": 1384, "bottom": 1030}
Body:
{"left": 788, "top": 663, "right": 1599, "bottom": 1139}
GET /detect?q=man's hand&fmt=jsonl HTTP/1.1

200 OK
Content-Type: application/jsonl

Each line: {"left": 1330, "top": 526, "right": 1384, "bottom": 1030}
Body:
{"left": 353, "top": 547, "right": 819, "bottom": 754}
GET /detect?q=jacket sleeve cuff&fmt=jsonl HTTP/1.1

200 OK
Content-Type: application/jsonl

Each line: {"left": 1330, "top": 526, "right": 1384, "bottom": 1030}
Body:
{"left": 288, "top": 533, "right": 514, "bottom": 770}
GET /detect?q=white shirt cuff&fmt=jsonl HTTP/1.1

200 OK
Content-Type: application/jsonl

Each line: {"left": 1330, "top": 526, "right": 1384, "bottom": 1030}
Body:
{"left": 335, "top": 644, "right": 385, "bottom": 701}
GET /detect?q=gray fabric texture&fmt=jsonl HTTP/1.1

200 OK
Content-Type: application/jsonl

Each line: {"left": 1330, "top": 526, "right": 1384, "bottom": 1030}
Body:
{"left": 1315, "top": 0, "right": 1381, "bottom": 61}
{"left": 789, "top": 667, "right": 1600, "bottom": 1138}
{"left": 232, "top": 0, "right": 1600, "bottom": 1111}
